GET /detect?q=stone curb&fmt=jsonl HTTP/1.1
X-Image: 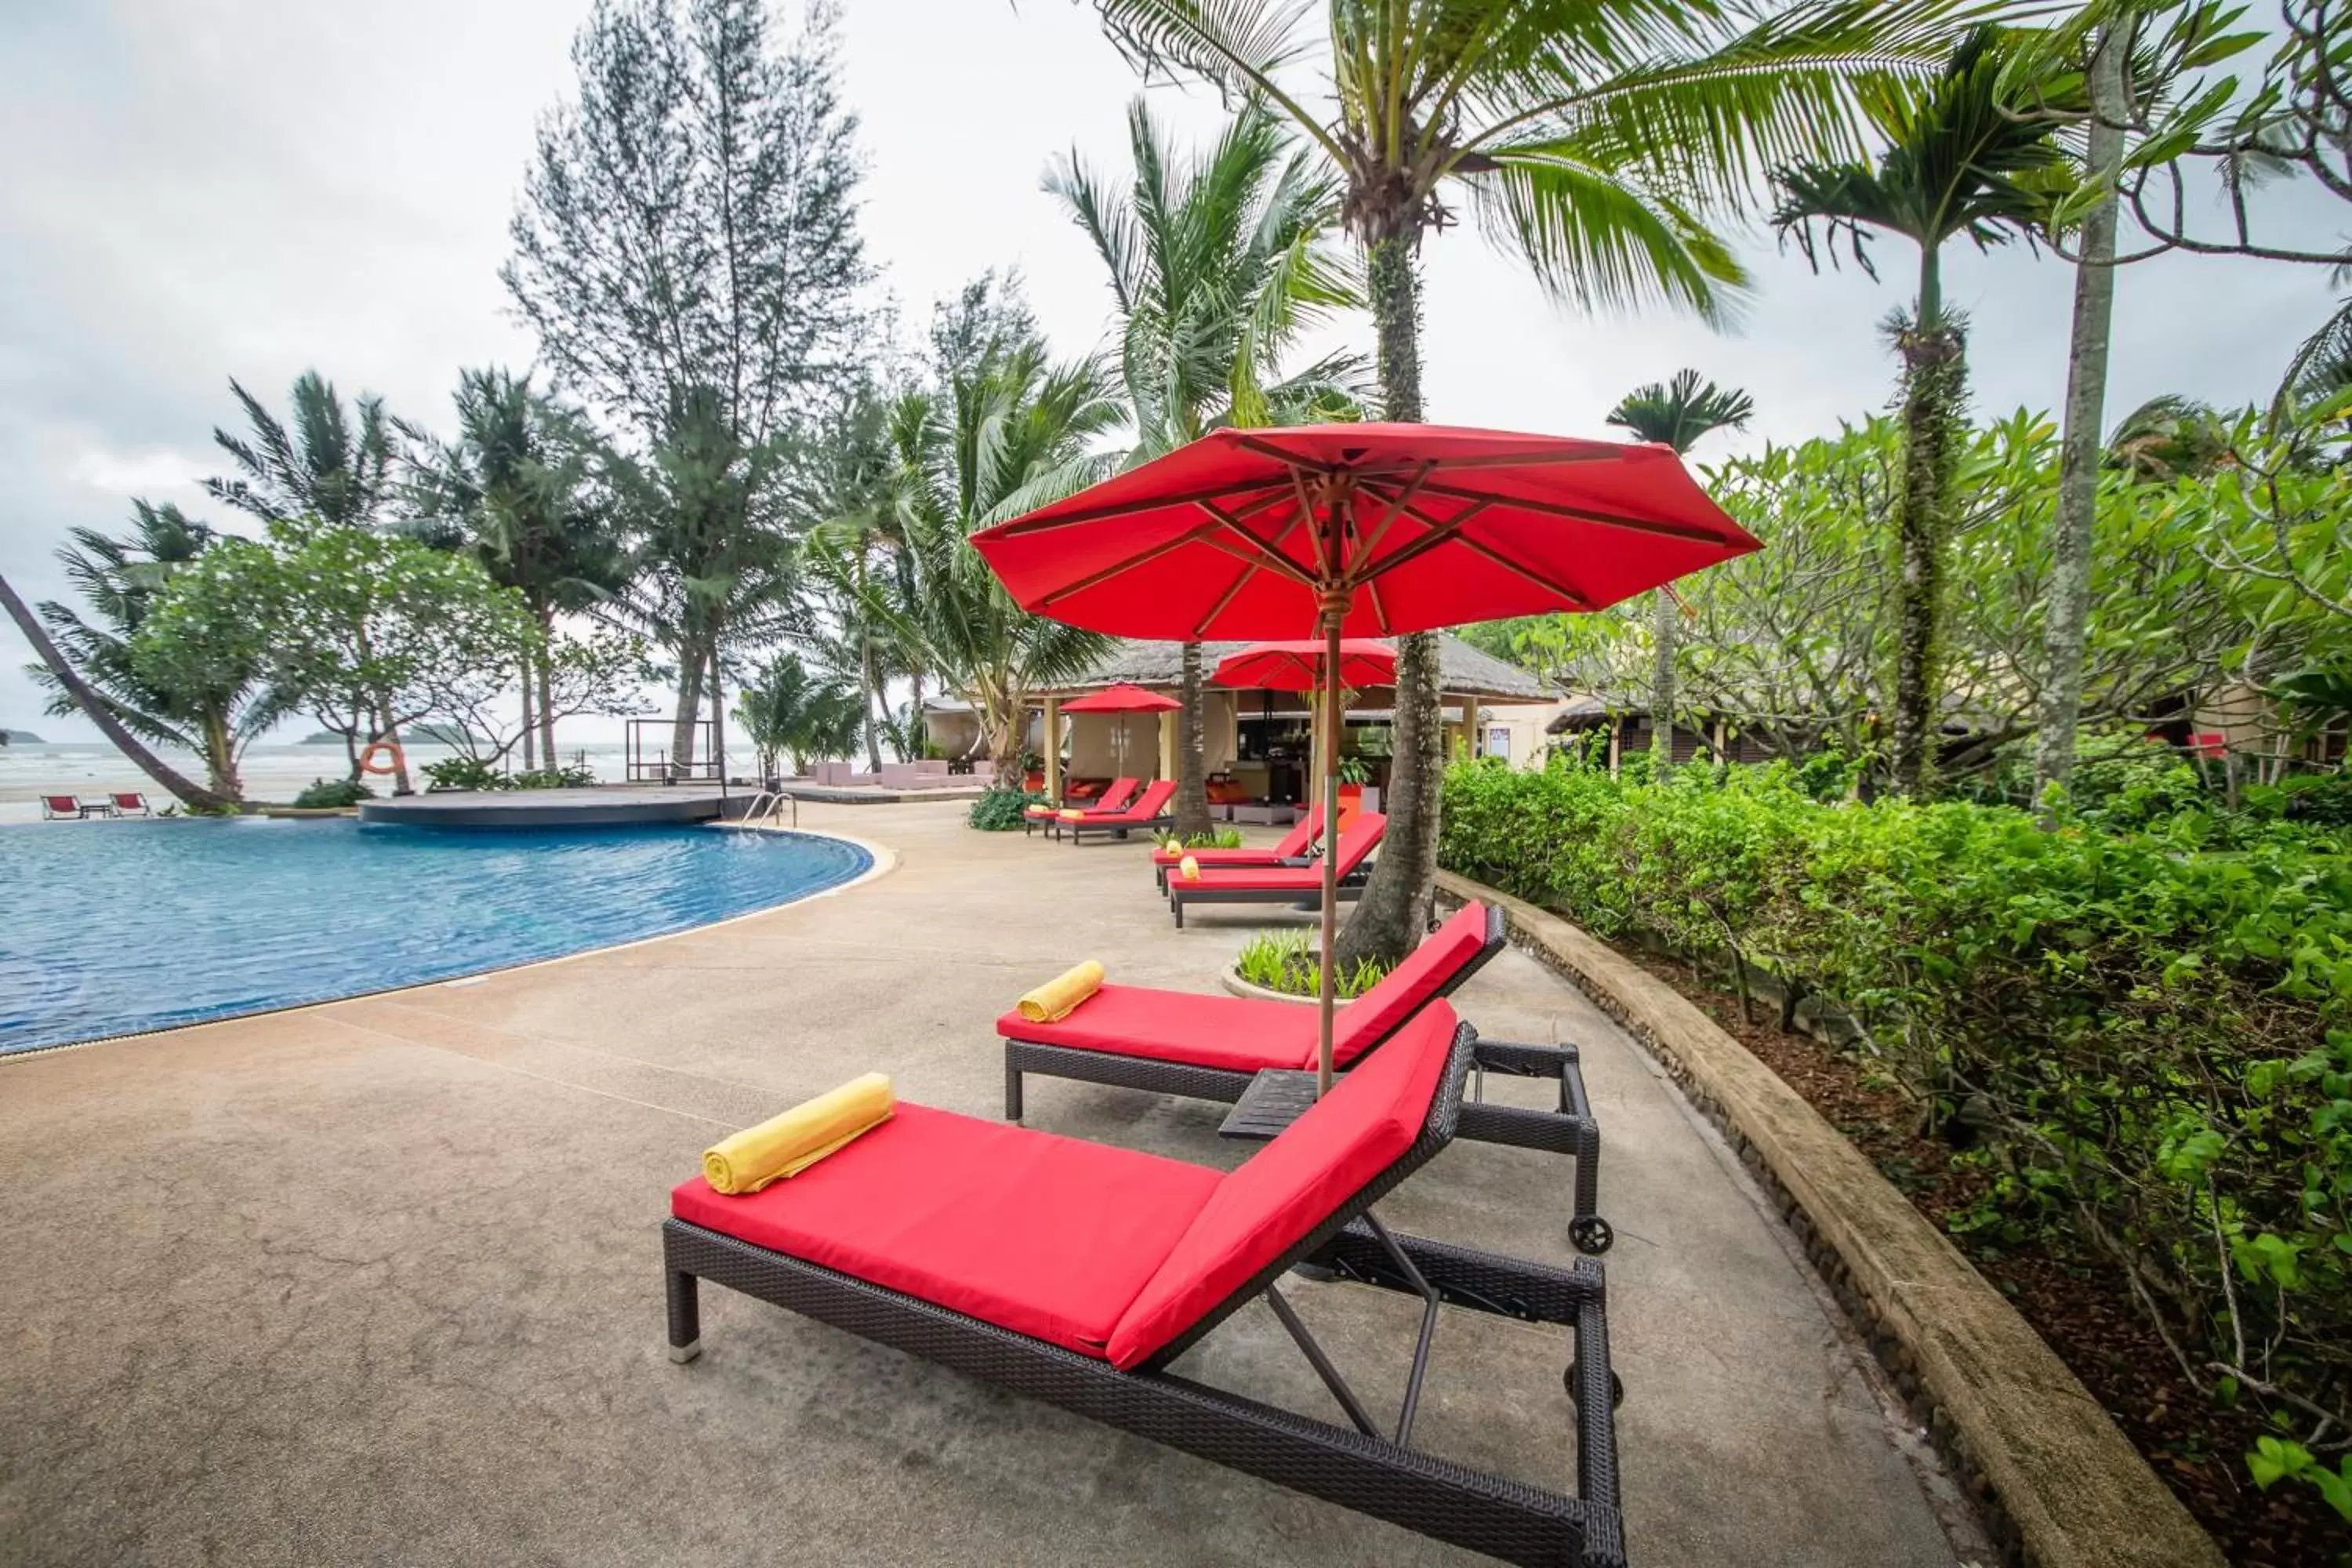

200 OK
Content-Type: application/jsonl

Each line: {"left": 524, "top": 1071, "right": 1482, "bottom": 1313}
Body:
{"left": 1437, "top": 869, "right": 2225, "bottom": 1568}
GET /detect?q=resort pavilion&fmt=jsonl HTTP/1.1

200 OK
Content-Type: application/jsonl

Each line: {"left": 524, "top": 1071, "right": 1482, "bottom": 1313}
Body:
{"left": 920, "top": 634, "right": 1559, "bottom": 808}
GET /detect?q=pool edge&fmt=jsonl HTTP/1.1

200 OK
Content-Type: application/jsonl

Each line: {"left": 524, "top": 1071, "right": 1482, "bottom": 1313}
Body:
{"left": 0, "top": 822, "right": 896, "bottom": 1066}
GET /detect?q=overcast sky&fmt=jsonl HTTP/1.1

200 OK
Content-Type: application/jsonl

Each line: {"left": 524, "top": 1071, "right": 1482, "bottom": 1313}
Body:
{"left": 2, "top": 0, "right": 2343, "bottom": 742}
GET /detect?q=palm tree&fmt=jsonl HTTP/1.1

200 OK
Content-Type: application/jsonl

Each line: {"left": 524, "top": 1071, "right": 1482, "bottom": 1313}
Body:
{"left": 24, "top": 502, "right": 281, "bottom": 802}
{"left": 1, "top": 570, "right": 233, "bottom": 811}
{"left": 2104, "top": 394, "right": 2234, "bottom": 481}
{"left": 735, "top": 652, "right": 862, "bottom": 778}
{"left": 406, "top": 368, "right": 629, "bottom": 768}
{"left": 1093, "top": 0, "right": 1981, "bottom": 961}
{"left": 206, "top": 372, "right": 398, "bottom": 528}
{"left": 1050, "top": 98, "right": 1361, "bottom": 835}
{"left": 853, "top": 301, "right": 1123, "bottom": 765}
{"left": 1774, "top": 24, "right": 2078, "bottom": 793}
{"left": 1606, "top": 370, "right": 1755, "bottom": 776}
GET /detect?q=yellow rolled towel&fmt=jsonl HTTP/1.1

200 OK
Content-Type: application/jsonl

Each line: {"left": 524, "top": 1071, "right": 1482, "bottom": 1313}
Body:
{"left": 702, "top": 1073, "right": 894, "bottom": 1195}
{"left": 1058, "top": 807, "right": 1085, "bottom": 821}
{"left": 1179, "top": 854, "right": 1201, "bottom": 882}
{"left": 1016, "top": 960, "right": 1105, "bottom": 1023}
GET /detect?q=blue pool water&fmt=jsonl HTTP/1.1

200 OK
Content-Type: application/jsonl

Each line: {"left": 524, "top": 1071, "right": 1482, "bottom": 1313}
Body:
{"left": 0, "top": 820, "right": 871, "bottom": 1054}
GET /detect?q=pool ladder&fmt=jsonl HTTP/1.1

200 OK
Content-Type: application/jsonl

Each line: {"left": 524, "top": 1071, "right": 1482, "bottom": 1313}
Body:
{"left": 736, "top": 789, "right": 797, "bottom": 830}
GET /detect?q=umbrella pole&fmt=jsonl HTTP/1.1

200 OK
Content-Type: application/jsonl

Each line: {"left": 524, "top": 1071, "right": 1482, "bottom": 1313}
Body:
{"left": 1316, "top": 609, "right": 1343, "bottom": 1096}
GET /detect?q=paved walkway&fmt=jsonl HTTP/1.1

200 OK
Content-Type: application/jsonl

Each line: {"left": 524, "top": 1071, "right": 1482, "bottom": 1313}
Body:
{"left": 0, "top": 801, "right": 1969, "bottom": 1566}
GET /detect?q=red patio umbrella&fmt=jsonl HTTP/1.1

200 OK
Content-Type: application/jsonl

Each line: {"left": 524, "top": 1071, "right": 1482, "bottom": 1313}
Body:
{"left": 1058, "top": 682, "right": 1181, "bottom": 778}
{"left": 975, "top": 423, "right": 1759, "bottom": 1093}
{"left": 1211, "top": 639, "right": 1396, "bottom": 692}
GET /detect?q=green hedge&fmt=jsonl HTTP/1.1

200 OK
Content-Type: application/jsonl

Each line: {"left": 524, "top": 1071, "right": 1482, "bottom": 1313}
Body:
{"left": 1439, "top": 756, "right": 2352, "bottom": 1490}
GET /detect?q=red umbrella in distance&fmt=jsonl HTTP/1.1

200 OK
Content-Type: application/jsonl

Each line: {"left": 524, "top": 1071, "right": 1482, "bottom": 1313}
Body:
{"left": 974, "top": 423, "right": 1758, "bottom": 1092}
{"left": 1058, "top": 682, "right": 1181, "bottom": 777}
{"left": 1212, "top": 639, "right": 1396, "bottom": 692}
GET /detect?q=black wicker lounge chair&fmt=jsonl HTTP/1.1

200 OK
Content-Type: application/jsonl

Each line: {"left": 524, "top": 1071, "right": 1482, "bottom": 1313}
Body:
{"left": 663, "top": 1006, "right": 1624, "bottom": 1568}
{"left": 1000, "top": 901, "right": 1610, "bottom": 1254}
{"left": 1058, "top": 777, "right": 1179, "bottom": 843}
{"left": 1166, "top": 811, "right": 1384, "bottom": 927}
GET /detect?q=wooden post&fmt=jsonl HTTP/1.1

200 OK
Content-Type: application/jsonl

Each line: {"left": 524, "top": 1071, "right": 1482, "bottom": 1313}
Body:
{"left": 1044, "top": 698, "right": 1062, "bottom": 801}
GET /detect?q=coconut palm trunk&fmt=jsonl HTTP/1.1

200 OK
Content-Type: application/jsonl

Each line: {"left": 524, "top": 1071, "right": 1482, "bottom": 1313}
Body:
{"left": 669, "top": 644, "right": 703, "bottom": 775}
{"left": 1174, "top": 641, "right": 1213, "bottom": 837}
{"left": 1337, "top": 235, "right": 1444, "bottom": 964}
{"left": 2032, "top": 23, "right": 2126, "bottom": 815}
{"left": 1, "top": 571, "right": 235, "bottom": 811}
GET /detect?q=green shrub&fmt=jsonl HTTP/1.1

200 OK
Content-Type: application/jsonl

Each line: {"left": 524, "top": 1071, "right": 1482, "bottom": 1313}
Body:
{"left": 292, "top": 778, "right": 372, "bottom": 808}
{"left": 507, "top": 764, "right": 594, "bottom": 789}
{"left": 421, "top": 756, "right": 501, "bottom": 791}
{"left": 1439, "top": 755, "right": 2352, "bottom": 1476}
{"left": 1152, "top": 827, "right": 1246, "bottom": 849}
{"left": 967, "top": 786, "right": 1040, "bottom": 831}
{"left": 1233, "top": 929, "right": 1387, "bottom": 1000}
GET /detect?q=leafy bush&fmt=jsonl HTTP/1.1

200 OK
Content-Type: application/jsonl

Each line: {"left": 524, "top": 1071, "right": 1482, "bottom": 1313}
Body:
{"left": 1153, "top": 827, "right": 1246, "bottom": 849}
{"left": 1233, "top": 929, "right": 1387, "bottom": 1000}
{"left": 967, "top": 786, "right": 1040, "bottom": 831}
{"left": 292, "top": 778, "right": 372, "bottom": 808}
{"left": 1440, "top": 754, "right": 2352, "bottom": 1484}
{"left": 419, "top": 757, "right": 595, "bottom": 791}
{"left": 422, "top": 755, "right": 502, "bottom": 791}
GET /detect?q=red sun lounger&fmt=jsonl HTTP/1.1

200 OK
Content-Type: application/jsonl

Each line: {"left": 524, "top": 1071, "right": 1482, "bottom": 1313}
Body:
{"left": 1023, "top": 776, "right": 1138, "bottom": 837}
{"left": 1151, "top": 815, "right": 1319, "bottom": 892}
{"left": 39, "top": 794, "right": 111, "bottom": 820}
{"left": 663, "top": 1005, "right": 1627, "bottom": 1568}
{"left": 1165, "top": 811, "right": 1385, "bottom": 926}
{"left": 1000, "top": 901, "right": 1610, "bottom": 1253}
{"left": 1060, "top": 777, "right": 1178, "bottom": 844}
{"left": 109, "top": 792, "right": 154, "bottom": 817}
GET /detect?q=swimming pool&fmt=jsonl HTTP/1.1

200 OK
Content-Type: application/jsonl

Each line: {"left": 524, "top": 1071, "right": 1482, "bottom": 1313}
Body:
{"left": 0, "top": 820, "right": 872, "bottom": 1055}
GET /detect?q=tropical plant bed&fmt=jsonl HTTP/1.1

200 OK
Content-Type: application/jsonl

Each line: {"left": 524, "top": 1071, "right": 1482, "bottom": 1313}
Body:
{"left": 1616, "top": 940, "right": 2332, "bottom": 1566}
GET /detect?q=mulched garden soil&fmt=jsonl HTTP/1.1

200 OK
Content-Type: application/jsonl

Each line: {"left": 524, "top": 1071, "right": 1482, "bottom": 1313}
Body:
{"left": 1617, "top": 945, "right": 2341, "bottom": 1567}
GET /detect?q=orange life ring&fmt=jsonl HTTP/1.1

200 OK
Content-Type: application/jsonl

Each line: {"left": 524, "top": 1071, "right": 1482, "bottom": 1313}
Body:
{"left": 358, "top": 739, "right": 405, "bottom": 776}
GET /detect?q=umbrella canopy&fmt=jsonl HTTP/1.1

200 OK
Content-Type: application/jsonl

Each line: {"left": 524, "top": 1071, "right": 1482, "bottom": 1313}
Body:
{"left": 1213, "top": 639, "right": 1396, "bottom": 692}
{"left": 1059, "top": 682, "right": 1182, "bottom": 713}
{"left": 971, "top": 423, "right": 1758, "bottom": 641}
{"left": 976, "top": 423, "right": 1757, "bottom": 1096}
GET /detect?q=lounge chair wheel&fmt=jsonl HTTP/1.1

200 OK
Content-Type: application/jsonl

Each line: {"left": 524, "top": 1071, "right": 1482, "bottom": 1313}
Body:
{"left": 1564, "top": 1363, "right": 1624, "bottom": 1410}
{"left": 1568, "top": 1215, "right": 1614, "bottom": 1256}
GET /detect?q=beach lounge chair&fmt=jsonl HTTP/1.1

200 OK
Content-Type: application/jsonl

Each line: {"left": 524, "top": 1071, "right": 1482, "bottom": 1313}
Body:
{"left": 1000, "top": 901, "right": 1610, "bottom": 1253}
{"left": 662, "top": 1005, "right": 1627, "bottom": 1568}
{"left": 1151, "top": 815, "right": 1317, "bottom": 892}
{"left": 1060, "top": 777, "right": 1178, "bottom": 844}
{"left": 1023, "top": 776, "right": 1138, "bottom": 837}
{"left": 108, "top": 792, "right": 153, "bottom": 817}
{"left": 39, "top": 794, "right": 110, "bottom": 820}
{"left": 1167, "top": 811, "right": 1384, "bottom": 926}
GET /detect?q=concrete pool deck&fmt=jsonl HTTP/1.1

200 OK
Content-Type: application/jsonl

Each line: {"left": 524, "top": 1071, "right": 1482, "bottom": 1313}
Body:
{"left": 0, "top": 800, "right": 1976, "bottom": 1566}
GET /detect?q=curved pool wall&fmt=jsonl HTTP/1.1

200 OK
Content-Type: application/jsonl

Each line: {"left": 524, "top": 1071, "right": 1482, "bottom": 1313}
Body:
{"left": 0, "top": 820, "right": 873, "bottom": 1056}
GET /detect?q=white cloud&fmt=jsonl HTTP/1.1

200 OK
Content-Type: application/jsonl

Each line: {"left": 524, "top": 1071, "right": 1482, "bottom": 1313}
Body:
{"left": 2, "top": 0, "right": 2343, "bottom": 742}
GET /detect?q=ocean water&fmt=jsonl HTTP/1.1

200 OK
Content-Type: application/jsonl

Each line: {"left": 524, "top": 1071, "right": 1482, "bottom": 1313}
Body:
{"left": 0, "top": 819, "right": 869, "bottom": 1054}
{"left": 0, "top": 741, "right": 641, "bottom": 809}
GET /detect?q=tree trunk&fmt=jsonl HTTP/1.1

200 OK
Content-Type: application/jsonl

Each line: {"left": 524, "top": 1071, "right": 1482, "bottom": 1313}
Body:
{"left": 909, "top": 669, "right": 927, "bottom": 760}
{"left": 706, "top": 638, "right": 727, "bottom": 787}
{"left": 519, "top": 655, "right": 539, "bottom": 771}
{"left": 201, "top": 708, "right": 242, "bottom": 800}
{"left": 1, "top": 572, "right": 236, "bottom": 810}
{"left": 1887, "top": 320, "right": 1966, "bottom": 797}
{"left": 860, "top": 631, "right": 884, "bottom": 771}
{"left": 1337, "top": 234, "right": 1440, "bottom": 966}
{"left": 1174, "top": 641, "right": 1213, "bottom": 837}
{"left": 669, "top": 642, "right": 703, "bottom": 775}
{"left": 2033, "top": 24, "right": 2126, "bottom": 818}
{"left": 536, "top": 651, "right": 557, "bottom": 772}
{"left": 1650, "top": 590, "right": 1678, "bottom": 779}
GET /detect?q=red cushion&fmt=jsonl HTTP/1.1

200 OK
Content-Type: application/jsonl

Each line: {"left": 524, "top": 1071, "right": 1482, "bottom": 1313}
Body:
{"left": 1104, "top": 1003, "right": 1459, "bottom": 1369}
{"left": 1152, "top": 819, "right": 1316, "bottom": 867}
{"left": 1204, "top": 780, "right": 1251, "bottom": 804}
{"left": 1176, "top": 867, "right": 1320, "bottom": 891}
{"left": 671, "top": 1104, "right": 1218, "bottom": 1356}
{"left": 1318, "top": 902, "right": 1490, "bottom": 1070}
{"left": 996, "top": 985, "right": 1312, "bottom": 1072}
{"left": 1086, "top": 779, "right": 1175, "bottom": 822}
